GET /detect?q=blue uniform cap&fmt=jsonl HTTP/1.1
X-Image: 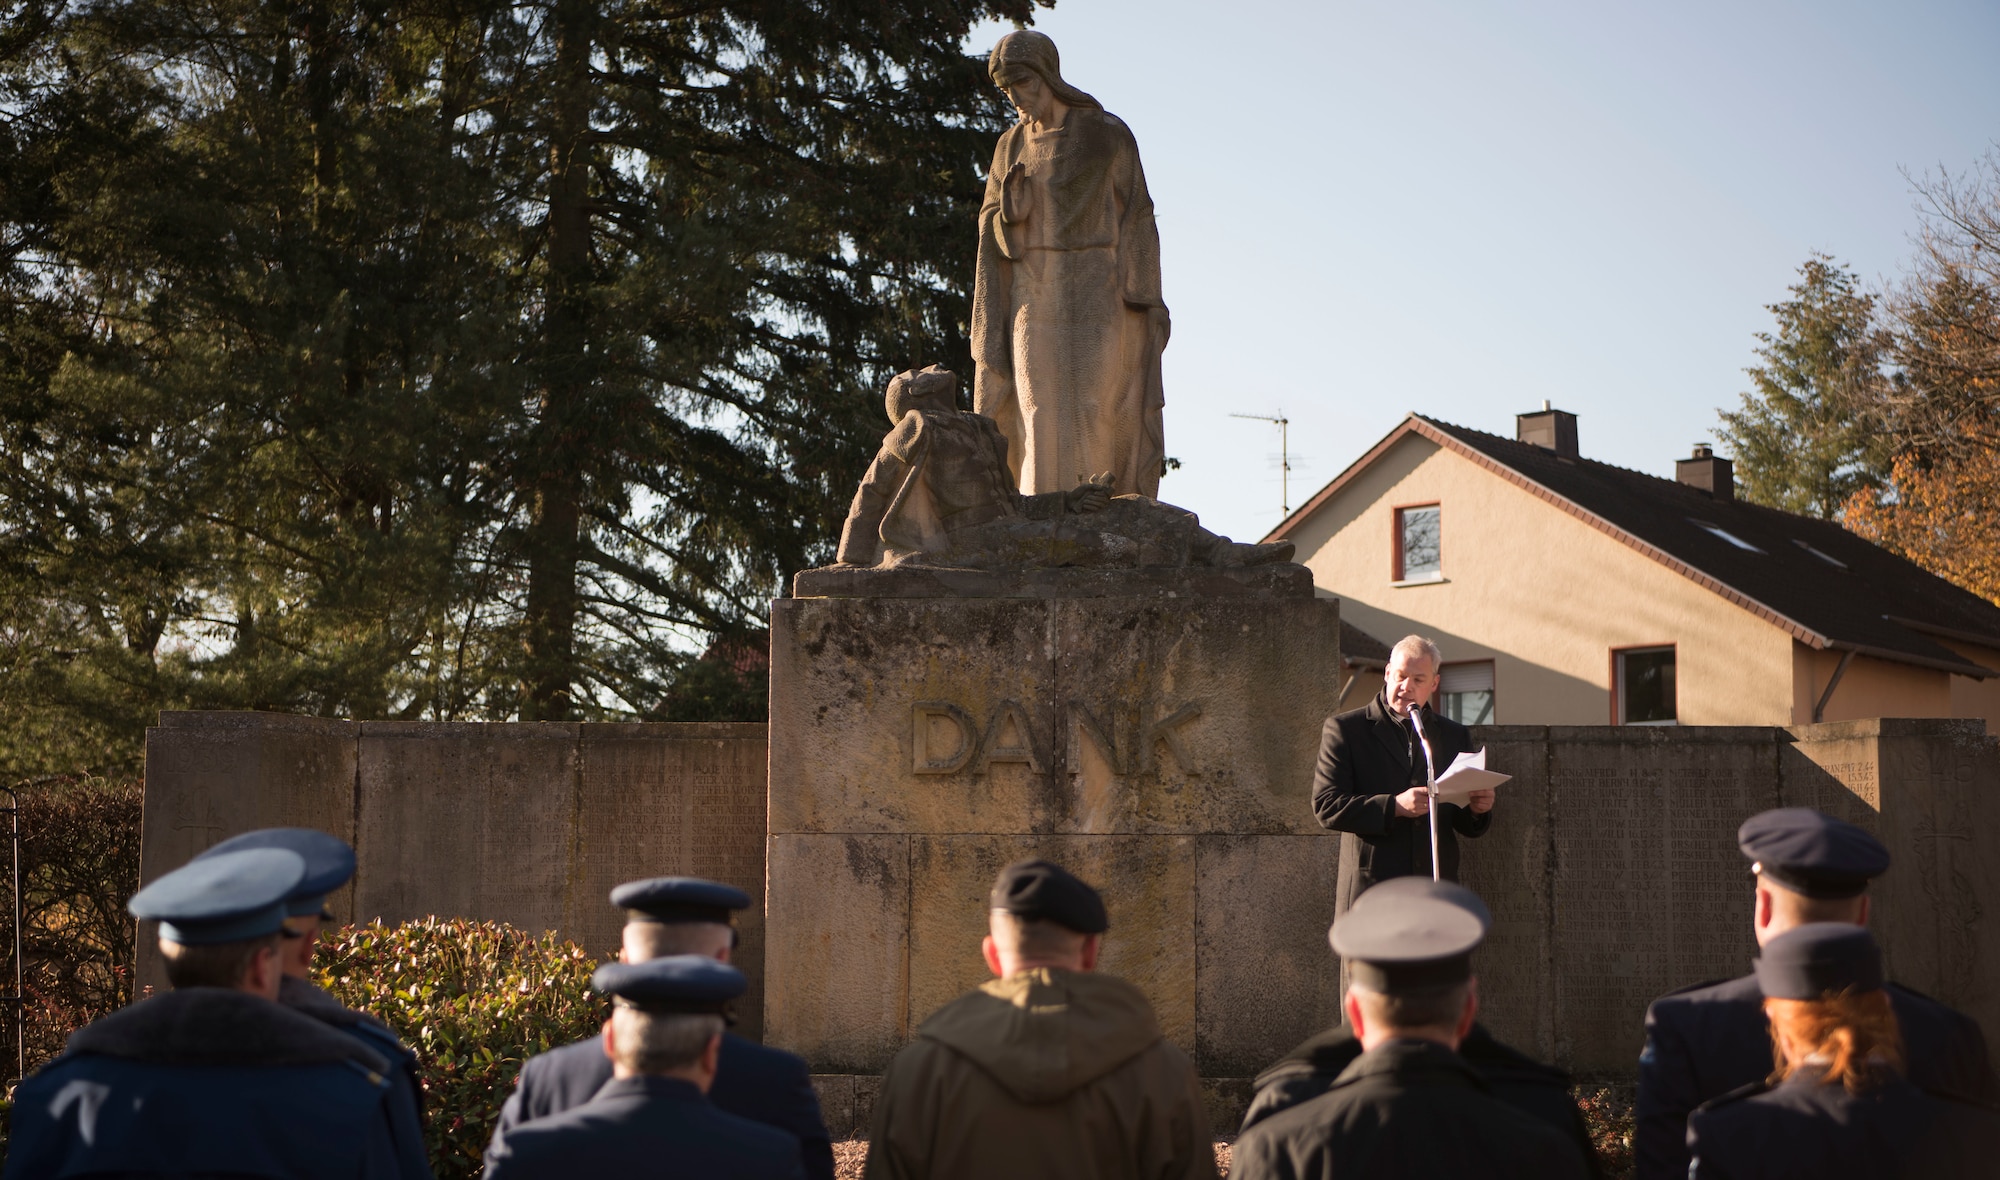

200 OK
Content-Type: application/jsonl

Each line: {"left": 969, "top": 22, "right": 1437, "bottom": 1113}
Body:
{"left": 1349, "top": 877, "right": 1493, "bottom": 932}
{"left": 1330, "top": 892, "right": 1484, "bottom": 996}
{"left": 1739, "top": 808, "right": 1889, "bottom": 900}
{"left": 195, "top": 828, "right": 356, "bottom": 918}
{"left": 610, "top": 877, "right": 751, "bottom": 925}
{"left": 130, "top": 847, "right": 307, "bottom": 945}
{"left": 592, "top": 955, "right": 747, "bottom": 1014}
{"left": 1754, "top": 922, "right": 1884, "bottom": 999}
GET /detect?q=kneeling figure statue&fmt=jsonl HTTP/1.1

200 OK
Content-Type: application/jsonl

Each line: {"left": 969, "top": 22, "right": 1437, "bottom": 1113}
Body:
{"left": 835, "top": 366, "right": 1293, "bottom": 570}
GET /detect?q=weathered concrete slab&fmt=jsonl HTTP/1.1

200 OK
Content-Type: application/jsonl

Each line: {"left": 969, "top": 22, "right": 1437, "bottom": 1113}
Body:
{"left": 1456, "top": 725, "right": 1556, "bottom": 1060}
{"left": 792, "top": 562, "right": 1314, "bottom": 600}
{"left": 575, "top": 723, "right": 769, "bottom": 1040}
{"left": 138, "top": 712, "right": 357, "bottom": 992}
{"left": 765, "top": 834, "right": 911, "bottom": 1073}
{"left": 1547, "top": 727, "right": 1780, "bottom": 1075}
{"left": 1194, "top": 835, "right": 1342, "bottom": 1076}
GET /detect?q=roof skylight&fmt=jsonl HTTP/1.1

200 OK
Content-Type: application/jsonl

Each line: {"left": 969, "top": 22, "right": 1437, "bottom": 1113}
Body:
{"left": 1688, "top": 519, "right": 1764, "bottom": 553}
{"left": 1793, "top": 539, "right": 1849, "bottom": 569}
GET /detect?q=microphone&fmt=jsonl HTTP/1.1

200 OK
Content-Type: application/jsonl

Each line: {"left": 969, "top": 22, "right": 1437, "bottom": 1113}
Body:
{"left": 1408, "top": 705, "right": 1443, "bottom": 883}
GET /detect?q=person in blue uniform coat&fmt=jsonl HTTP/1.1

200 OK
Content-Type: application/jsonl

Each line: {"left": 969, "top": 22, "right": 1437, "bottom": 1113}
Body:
{"left": 484, "top": 956, "right": 805, "bottom": 1180}
{"left": 197, "top": 828, "right": 432, "bottom": 1180}
{"left": 1686, "top": 923, "right": 2000, "bottom": 1179}
{"left": 491, "top": 876, "right": 832, "bottom": 1180}
{"left": 4, "top": 848, "right": 410, "bottom": 1179}
{"left": 1636, "top": 808, "right": 1996, "bottom": 1180}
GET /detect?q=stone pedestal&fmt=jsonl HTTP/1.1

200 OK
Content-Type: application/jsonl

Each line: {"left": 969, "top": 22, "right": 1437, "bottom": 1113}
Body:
{"left": 764, "top": 564, "right": 1344, "bottom": 1083}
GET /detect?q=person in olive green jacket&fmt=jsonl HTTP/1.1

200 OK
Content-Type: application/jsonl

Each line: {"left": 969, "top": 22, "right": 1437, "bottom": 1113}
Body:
{"left": 863, "top": 860, "right": 1216, "bottom": 1180}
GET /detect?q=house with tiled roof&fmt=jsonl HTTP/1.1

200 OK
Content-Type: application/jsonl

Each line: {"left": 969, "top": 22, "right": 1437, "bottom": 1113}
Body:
{"left": 1271, "top": 407, "right": 2000, "bottom": 728}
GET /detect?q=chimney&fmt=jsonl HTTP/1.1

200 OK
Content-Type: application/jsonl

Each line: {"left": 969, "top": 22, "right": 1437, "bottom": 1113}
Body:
{"left": 1677, "top": 443, "right": 1734, "bottom": 500}
{"left": 1516, "top": 402, "right": 1579, "bottom": 459}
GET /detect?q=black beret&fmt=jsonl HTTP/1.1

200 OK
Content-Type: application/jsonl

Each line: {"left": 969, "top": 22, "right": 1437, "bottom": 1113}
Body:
{"left": 1330, "top": 892, "right": 1484, "bottom": 996}
{"left": 1754, "top": 922, "right": 1884, "bottom": 1000}
{"left": 989, "top": 860, "right": 1108, "bottom": 934}
{"left": 1739, "top": 808, "right": 1889, "bottom": 899}
{"left": 197, "top": 828, "right": 355, "bottom": 918}
{"left": 610, "top": 877, "right": 751, "bottom": 924}
{"left": 1351, "top": 877, "right": 1492, "bottom": 933}
{"left": 592, "top": 955, "right": 747, "bottom": 1013}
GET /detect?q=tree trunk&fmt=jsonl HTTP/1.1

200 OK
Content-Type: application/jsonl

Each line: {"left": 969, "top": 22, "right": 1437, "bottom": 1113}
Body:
{"left": 523, "top": 0, "right": 594, "bottom": 720}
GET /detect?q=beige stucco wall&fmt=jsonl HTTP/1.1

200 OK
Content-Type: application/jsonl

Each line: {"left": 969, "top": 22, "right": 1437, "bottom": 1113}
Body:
{"left": 1790, "top": 644, "right": 1954, "bottom": 727}
{"left": 1289, "top": 435, "right": 1802, "bottom": 725}
{"left": 1942, "top": 640, "right": 2000, "bottom": 731}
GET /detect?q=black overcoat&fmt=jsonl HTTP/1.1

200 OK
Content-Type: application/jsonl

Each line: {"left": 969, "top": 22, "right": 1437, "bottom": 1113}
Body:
{"left": 1636, "top": 972, "right": 1997, "bottom": 1180}
{"left": 1228, "top": 1038, "right": 1589, "bottom": 1180}
{"left": 1312, "top": 695, "right": 1490, "bottom": 908}
{"left": 1686, "top": 1068, "right": 2000, "bottom": 1180}
{"left": 485, "top": 1075, "right": 805, "bottom": 1180}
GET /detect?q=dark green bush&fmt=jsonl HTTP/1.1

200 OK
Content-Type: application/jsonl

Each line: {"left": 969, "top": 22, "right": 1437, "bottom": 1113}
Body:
{"left": 318, "top": 918, "right": 604, "bottom": 1177}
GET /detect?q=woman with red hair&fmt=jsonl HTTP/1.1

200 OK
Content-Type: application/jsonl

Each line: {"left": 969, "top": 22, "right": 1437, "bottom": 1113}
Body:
{"left": 1686, "top": 924, "right": 1999, "bottom": 1178}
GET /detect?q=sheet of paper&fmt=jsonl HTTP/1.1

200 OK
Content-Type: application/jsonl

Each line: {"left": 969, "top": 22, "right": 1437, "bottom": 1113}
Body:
{"left": 1431, "top": 746, "right": 1511, "bottom": 803}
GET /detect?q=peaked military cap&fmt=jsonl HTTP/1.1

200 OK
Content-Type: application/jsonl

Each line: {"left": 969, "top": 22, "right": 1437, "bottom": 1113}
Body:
{"left": 1350, "top": 876, "right": 1493, "bottom": 932}
{"left": 1739, "top": 808, "right": 1889, "bottom": 899}
{"left": 1754, "top": 922, "right": 1884, "bottom": 1000}
{"left": 1330, "top": 891, "right": 1484, "bottom": 996}
{"left": 610, "top": 877, "right": 751, "bottom": 925}
{"left": 593, "top": 955, "right": 747, "bottom": 1014}
{"left": 130, "top": 847, "right": 306, "bottom": 945}
{"left": 196, "top": 828, "right": 355, "bottom": 918}
{"left": 989, "top": 859, "right": 1109, "bottom": 934}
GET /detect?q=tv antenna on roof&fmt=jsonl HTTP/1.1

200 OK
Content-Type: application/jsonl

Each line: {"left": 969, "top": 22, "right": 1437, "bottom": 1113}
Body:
{"left": 1230, "top": 412, "right": 1292, "bottom": 515}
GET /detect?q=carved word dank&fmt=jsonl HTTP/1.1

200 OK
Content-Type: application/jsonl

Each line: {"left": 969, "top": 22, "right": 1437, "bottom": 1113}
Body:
{"left": 911, "top": 699, "right": 1201, "bottom": 776}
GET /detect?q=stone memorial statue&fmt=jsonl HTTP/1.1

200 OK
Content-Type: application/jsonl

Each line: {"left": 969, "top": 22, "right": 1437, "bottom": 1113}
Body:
{"left": 972, "top": 30, "right": 1170, "bottom": 500}
{"left": 834, "top": 366, "right": 1290, "bottom": 571}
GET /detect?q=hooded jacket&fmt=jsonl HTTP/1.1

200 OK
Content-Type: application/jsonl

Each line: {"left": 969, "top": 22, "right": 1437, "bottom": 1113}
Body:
{"left": 863, "top": 968, "right": 1215, "bottom": 1180}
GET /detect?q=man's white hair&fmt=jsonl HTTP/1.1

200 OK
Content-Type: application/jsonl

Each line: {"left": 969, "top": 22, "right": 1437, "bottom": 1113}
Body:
{"left": 1389, "top": 635, "right": 1442, "bottom": 669}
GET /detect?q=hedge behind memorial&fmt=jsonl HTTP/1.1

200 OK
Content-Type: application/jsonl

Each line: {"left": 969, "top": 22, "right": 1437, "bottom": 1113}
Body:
{"left": 317, "top": 919, "right": 604, "bottom": 1177}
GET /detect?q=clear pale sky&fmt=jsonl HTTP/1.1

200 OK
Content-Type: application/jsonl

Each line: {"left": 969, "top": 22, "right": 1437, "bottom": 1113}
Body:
{"left": 964, "top": 1, "right": 2000, "bottom": 543}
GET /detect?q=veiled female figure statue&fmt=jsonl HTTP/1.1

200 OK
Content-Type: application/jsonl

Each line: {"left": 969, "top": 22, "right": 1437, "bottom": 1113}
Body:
{"left": 972, "top": 31, "right": 1170, "bottom": 499}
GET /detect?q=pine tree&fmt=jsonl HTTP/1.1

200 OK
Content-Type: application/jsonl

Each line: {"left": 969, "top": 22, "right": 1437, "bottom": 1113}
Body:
{"left": 1717, "top": 255, "right": 1891, "bottom": 520}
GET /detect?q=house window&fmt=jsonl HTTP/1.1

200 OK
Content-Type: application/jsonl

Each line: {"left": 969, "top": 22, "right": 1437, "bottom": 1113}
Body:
{"left": 1437, "top": 661, "right": 1495, "bottom": 725}
{"left": 1394, "top": 504, "right": 1441, "bottom": 582}
{"left": 1615, "top": 645, "right": 1677, "bottom": 725}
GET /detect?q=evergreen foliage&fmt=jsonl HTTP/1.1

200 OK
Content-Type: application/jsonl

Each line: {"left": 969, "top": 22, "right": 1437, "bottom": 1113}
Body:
{"left": 1, "top": 0, "right": 1045, "bottom": 776}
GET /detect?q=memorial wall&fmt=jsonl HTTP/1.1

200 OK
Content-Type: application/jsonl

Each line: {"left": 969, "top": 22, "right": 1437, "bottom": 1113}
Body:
{"left": 139, "top": 707, "right": 2000, "bottom": 1136}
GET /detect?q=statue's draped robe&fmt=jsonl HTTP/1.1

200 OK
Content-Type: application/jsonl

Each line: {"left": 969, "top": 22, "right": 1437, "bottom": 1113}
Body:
{"left": 972, "top": 107, "right": 1166, "bottom": 499}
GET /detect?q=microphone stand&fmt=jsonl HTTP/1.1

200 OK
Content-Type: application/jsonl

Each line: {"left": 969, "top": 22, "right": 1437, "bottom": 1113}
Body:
{"left": 1411, "top": 707, "right": 1442, "bottom": 882}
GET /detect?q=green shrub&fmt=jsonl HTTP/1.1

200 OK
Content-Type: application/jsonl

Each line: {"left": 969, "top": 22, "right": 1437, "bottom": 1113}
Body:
{"left": 317, "top": 918, "right": 605, "bottom": 1177}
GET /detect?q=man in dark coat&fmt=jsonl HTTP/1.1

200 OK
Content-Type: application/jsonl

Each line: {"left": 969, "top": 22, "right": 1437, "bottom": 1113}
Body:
{"left": 1229, "top": 890, "right": 1588, "bottom": 1180}
{"left": 196, "top": 828, "right": 431, "bottom": 1180}
{"left": 1636, "top": 808, "right": 1997, "bottom": 1180}
{"left": 491, "top": 877, "right": 831, "bottom": 1180}
{"left": 1240, "top": 878, "right": 1600, "bottom": 1176}
{"left": 485, "top": 956, "right": 804, "bottom": 1180}
{"left": 1312, "top": 635, "right": 1493, "bottom": 914}
{"left": 4, "top": 848, "right": 410, "bottom": 1179}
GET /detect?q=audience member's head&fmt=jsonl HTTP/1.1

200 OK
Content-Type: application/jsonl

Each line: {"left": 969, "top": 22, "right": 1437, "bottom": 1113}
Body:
{"left": 594, "top": 956, "right": 745, "bottom": 1092}
{"left": 612, "top": 877, "right": 749, "bottom": 965}
{"left": 131, "top": 847, "right": 306, "bottom": 1001}
{"left": 194, "top": 828, "right": 355, "bottom": 980}
{"left": 1738, "top": 809, "right": 1886, "bottom": 945}
{"left": 1333, "top": 889, "right": 1485, "bottom": 1051}
{"left": 1756, "top": 923, "right": 1903, "bottom": 1092}
{"left": 983, "top": 859, "right": 1108, "bottom": 977}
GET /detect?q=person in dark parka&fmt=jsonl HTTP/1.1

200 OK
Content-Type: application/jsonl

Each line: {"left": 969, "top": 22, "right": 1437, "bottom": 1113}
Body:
{"left": 196, "top": 828, "right": 432, "bottom": 1180}
{"left": 491, "top": 877, "right": 831, "bottom": 1180}
{"left": 1637, "top": 809, "right": 1996, "bottom": 1180}
{"left": 1686, "top": 923, "right": 2000, "bottom": 1180}
{"left": 485, "top": 956, "right": 804, "bottom": 1180}
{"left": 1229, "top": 890, "right": 1588, "bottom": 1180}
{"left": 1241, "top": 880, "right": 1601, "bottom": 1178}
{"left": 4, "top": 848, "right": 408, "bottom": 1180}
{"left": 1312, "top": 636, "right": 1493, "bottom": 914}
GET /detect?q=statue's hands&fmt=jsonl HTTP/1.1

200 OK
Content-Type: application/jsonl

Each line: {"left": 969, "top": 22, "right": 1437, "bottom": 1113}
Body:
{"left": 1001, "top": 161, "right": 1033, "bottom": 224}
{"left": 1065, "top": 473, "right": 1115, "bottom": 515}
{"left": 1147, "top": 305, "right": 1171, "bottom": 354}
